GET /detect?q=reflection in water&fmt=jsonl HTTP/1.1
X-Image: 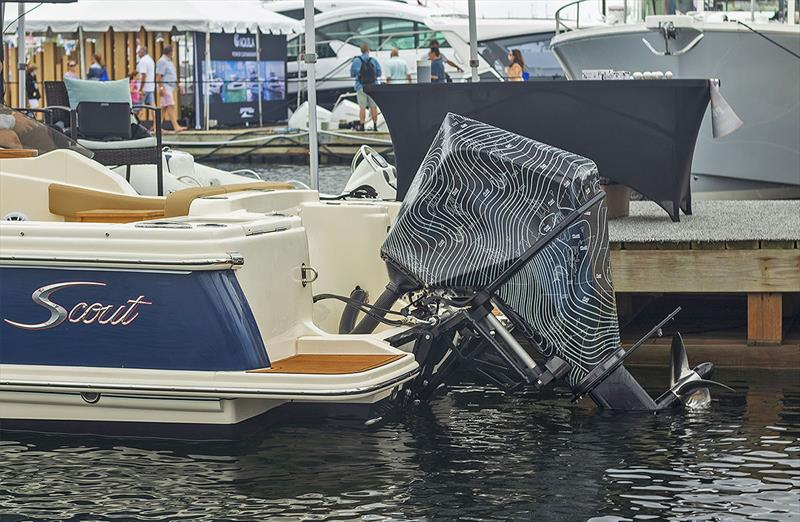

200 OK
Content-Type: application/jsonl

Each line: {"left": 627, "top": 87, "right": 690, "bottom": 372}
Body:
{"left": 1, "top": 369, "right": 798, "bottom": 520}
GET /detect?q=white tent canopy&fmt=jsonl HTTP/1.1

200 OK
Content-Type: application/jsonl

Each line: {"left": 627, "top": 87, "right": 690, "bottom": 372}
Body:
{"left": 3, "top": 0, "right": 302, "bottom": 34}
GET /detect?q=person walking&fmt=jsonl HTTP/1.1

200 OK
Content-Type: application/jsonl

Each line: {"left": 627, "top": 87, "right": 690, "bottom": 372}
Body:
{"left": 426, "top": 39, "right": 463, "bottom": 75}
{"left": 64, "top": 60, "right": 79, "bottom": 79}
{"left": 87, "top": 54, "right": 108, "bottom": 81}
{"left": 349, "top": 43, "right": 381, "bottom": 131}
{"left": 136, "top": 46, "right": 156, "bottom": 121}
{"left": 429, "top": 48, "right": 446, "bottom": 84}
{"left": 385, "top": 48, "right": 411, "bottom": 84}
{"left": 137, "top": 47, "right": 156, "bottom": 105}
{"left": 506, "top": 49, "right": 525, "bottom": 82}
{"left": 156, "top": 45, "right": 185, "bottom": 132}
{"left": 25, "top": 63, "right": 41, "bottom": 108}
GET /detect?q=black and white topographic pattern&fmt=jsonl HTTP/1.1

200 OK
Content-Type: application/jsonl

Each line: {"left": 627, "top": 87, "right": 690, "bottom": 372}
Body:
{"left": 382, "top": 113, "right": 619, "bottom": 386}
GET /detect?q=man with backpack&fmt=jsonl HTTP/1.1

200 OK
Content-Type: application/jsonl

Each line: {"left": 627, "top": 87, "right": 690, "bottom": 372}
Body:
{"left": 350, "top": 44, "right": 382, "bottom": 131}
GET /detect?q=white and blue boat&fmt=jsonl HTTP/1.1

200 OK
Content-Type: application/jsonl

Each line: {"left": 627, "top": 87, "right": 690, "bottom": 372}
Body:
{"left": 0, "top": 115, "right": 416, "bottom": 437}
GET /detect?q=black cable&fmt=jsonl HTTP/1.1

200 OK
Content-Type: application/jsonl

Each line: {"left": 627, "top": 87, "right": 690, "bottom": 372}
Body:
{"left": 736, "top": 20, "right": 800, "bottom": 60}
{"left": 313, "top": 292, "right": 409, "bottom": 327}
{"left": 313, "top": 292, "right": 407, "bottom": 317}
{"left": 3, "top": 3, "right": 43, "bottom": 35}
{"left": 319, "top": 184, "right": 378, "bottom": 200}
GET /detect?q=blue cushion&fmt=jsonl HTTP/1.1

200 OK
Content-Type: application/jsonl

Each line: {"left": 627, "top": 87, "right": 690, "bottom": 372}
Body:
{"left": 63, "top": 77, "right": 131, "bottom": 109}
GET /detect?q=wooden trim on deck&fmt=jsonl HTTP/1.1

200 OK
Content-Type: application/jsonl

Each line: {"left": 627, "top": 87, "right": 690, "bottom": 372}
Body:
{"left": 0, "top": 149, "right": 38, "bottom": 158}
{"left": 249, "top": 354, "right": 405, "bottom": 375}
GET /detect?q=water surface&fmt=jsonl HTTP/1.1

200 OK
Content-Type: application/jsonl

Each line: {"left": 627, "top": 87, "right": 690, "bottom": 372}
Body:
{"left": 1, "top": 368, "right": 798, "bottom": 521}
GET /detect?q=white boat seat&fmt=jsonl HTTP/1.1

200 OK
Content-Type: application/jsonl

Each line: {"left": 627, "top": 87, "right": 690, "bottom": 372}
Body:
{"left": 76, "top": 137, "right": 157, "bottom": 150}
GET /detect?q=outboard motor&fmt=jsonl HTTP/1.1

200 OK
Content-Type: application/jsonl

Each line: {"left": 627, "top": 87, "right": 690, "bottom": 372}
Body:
{"left": 341, "top": 145, "right": 398, "bottom": 200}
{"left": 353, "top": 113, "right": 730, "bottom": 411}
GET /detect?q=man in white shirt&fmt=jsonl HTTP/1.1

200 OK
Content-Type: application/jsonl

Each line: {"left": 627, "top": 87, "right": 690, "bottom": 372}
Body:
{"left": 136, "top": 46, "right": 156, "bottom": 120}
{"left": 385, "top": 48, "right": 411, "bottom": 84}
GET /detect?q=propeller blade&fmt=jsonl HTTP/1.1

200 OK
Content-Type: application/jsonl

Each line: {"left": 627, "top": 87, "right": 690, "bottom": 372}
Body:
{"left": 675, "top": 378, "right": 735, "bottom": 397}
{"left": 670, "top": 332, "right": 690, "bottom": 387}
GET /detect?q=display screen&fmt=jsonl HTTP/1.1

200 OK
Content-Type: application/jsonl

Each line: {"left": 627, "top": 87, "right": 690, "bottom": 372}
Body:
{"left": 196, "top": 33, "right": 288, "bottom": 126}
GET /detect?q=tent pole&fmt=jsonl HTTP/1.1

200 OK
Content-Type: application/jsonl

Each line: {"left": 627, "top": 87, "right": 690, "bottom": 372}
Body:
{"left": 78, "top": 26, "right": 85, "bottom": 79}
{"left": 0, "top": 2, "right": 4, "bottom": 104}
{"left": 204, "top": 28, "right": 210, "bottom": 130}
{"left": 256, "top": 28, "right": 263, "bottom": 127}
{"left": 304, "top": 0, "right": 318, "bottom": 190}
{"left": 467, "top": 0, "right": 479, "bottom": 82}
{"left": 17, "top": 1, "right": 25, "bottom": 108}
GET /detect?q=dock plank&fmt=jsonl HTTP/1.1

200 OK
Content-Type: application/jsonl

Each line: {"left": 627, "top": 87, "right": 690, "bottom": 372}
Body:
{"left": 611, "top": 249, "right": 800, "bottom": 293}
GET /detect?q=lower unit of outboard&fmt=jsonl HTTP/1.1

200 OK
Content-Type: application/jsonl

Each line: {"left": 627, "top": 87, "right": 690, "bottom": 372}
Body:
{"left": 352, "top": 114, "right": 731, "bottom": 412}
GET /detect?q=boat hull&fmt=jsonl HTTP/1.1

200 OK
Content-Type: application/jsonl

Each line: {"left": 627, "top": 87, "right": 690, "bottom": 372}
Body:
{"left": 0, "top": 393, "right": 391, "bottom": 440}
{"left": 551, "top": 22, "right": 800, "bottom": 195}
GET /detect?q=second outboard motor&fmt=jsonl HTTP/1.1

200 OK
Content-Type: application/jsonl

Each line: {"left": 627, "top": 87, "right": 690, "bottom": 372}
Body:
{"left": 355, "top": 113, "right": 729, "bottom": 412}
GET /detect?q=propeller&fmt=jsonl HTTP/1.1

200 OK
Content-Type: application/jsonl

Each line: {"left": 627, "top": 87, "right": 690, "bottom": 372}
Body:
{"left": 662, "top": 333, "right": 733, "bottom": 408}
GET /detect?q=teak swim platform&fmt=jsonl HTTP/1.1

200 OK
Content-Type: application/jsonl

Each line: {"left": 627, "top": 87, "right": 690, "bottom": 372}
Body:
{"left": 251, "top": 354, "right": 405, "bottom": 375}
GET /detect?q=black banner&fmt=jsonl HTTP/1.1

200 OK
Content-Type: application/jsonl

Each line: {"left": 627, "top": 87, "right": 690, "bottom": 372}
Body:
{"left": 196, "top": 32, "right": 287, "bottom": 127}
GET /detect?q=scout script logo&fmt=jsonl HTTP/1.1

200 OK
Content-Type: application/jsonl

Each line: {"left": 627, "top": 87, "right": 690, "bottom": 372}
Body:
{"left": 3, "top": 281, "right": 152, "bottom": 330}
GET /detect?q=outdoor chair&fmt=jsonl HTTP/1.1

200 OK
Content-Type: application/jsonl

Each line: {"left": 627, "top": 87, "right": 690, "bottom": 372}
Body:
{"left": 44, "top": 80, "right": 164, "bottom": 195}
{"left": 43, "top": 81, "right": 70, "bottom": 128}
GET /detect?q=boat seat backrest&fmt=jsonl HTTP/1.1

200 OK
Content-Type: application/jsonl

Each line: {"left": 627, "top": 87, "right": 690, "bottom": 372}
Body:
{"left": 48, "top": 183, "right": 165, "bottom": 218}
{"left": 163, "top": 181, "right": 294, "bottom": 217}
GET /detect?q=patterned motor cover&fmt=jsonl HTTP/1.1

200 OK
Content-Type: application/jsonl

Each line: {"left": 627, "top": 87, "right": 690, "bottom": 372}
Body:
{"left": 382, "top": 113, "right": 620, "bottom": 387}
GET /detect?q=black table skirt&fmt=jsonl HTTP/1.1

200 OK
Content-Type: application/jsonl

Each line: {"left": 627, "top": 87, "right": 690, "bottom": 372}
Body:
{"left": 366, "top": 80, "right": 711, "bottom": 222}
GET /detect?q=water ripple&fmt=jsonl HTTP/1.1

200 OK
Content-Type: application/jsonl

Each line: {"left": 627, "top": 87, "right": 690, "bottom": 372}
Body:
{"left": 0, "top": 368, "right": 798, "bottom": 520}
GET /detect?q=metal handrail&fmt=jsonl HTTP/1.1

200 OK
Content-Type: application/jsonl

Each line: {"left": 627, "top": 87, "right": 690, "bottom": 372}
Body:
{"left": 555, "top": 0, "right": 590, "bottom": 34}
{"left": 556, "top": 0, "right": 639, "bottom": 34}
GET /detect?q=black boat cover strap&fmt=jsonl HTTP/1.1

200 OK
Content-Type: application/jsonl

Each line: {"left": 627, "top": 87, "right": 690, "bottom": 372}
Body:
{"left": 382, "top": 114, "right": 620, "bottom": 387}
{"left": 366, "top": 80, "right": 712, "bottom": 222}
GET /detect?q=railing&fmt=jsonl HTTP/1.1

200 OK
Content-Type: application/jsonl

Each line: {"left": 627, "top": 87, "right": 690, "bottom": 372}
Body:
{"left": 555, "top": 0, "right": 642, "bottom": 34}
{"left": 555, "top": 0, "right": 591, "bottom": 34}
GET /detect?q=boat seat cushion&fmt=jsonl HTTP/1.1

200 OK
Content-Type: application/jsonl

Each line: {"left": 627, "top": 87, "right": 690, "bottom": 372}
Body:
{"left": 163, "top": 181, "right": 294, "bottom": 217}
{"left": 49, "top": 181, "right": 295, "bottom": 222}
{"left": 49, "top": 183, "right": 165, "bottom": 218}
{"left": 64, "top": 77, "right": 132, "bottom": 110}
{"left": 77, "top": 137, "right": 157, "bottom": 150}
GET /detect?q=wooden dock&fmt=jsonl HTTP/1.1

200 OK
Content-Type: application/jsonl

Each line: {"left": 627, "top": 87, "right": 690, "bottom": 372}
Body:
{"left": 607, "top": 200, "right": 800, "bottom": 367}
{"left": 162, "top": 127, "right": 392, "bottom": 163}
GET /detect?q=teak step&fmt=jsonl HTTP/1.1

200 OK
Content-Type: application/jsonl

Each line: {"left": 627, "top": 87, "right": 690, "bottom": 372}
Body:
{"left": 249, "top": 354, "right": 405, "bottom": 374}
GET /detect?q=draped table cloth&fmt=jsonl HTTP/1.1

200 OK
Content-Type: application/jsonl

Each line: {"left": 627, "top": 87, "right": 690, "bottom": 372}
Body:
{"left": 367, "top": 80, "right": 712, "bottom": 222}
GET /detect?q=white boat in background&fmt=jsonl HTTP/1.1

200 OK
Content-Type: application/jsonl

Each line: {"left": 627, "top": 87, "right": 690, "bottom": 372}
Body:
{"left": 550, "top": 2, "right": 800, "bottom": 199}
{"left": 271, "top": 0, "right": 569, "bottom": 106}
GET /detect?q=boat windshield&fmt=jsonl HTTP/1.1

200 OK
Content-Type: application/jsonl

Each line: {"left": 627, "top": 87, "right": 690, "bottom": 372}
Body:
{"left": 478, "top": 33, "right": 564, "bottom": 79}
{"left": 0, "top": 106, "right": 93, "bottom": 158}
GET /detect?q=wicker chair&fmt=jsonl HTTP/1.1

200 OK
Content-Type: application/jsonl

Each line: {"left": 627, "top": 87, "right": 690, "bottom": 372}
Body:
{"left": 43, "top": 80, "right": 165, "bottom": 196}
{"left": 43, "top": 81, "right": 70, "bottom": 127}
